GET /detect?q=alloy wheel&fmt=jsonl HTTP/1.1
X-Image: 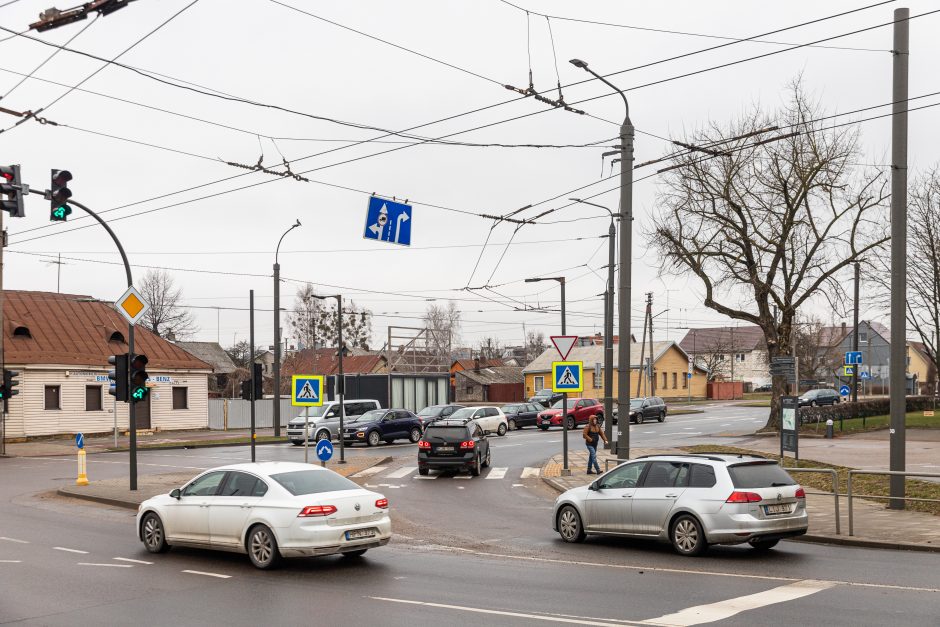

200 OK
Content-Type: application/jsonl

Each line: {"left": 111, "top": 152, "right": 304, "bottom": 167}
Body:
{"left": 142, "top": 514, "right": 167, "bottom": 553}
{"left": 368, "top": 431, "right": 381, "bottom": 446}
{"left": 672, "top": 516, "right": 705, "bottom": 555}
{"left": 248, "top": 526, "right": 279, "bottom": 569}
{"left": 558, "top": 506, "right": 585, "bottom": 542}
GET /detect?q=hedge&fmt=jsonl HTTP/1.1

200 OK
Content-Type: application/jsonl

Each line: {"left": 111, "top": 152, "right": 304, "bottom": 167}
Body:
{"left": 799, "top": 396, "right": 936, "bottom": 424}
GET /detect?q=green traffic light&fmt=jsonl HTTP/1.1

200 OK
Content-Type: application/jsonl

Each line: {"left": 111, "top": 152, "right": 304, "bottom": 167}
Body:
{"left": 132, "top": 387, "right": 147, "bottom": 401}
{"left": 51, "top": 204, "right": 71, "bottom": 221}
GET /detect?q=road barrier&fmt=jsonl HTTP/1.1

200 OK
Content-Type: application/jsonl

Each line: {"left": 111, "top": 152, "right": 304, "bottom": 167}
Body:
{"left": 847, "top": 470, "right": 940, "bottom": 536}
{"left": 785, "top": 468, "right": 840, "bottom": 535}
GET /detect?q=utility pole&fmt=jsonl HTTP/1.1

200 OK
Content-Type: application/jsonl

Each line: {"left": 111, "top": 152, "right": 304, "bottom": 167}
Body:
{"left": 249, "top": 289, "right": 256, "bottom": 463}
{"left": 889, "top": 6, "right": 909, "bottom": 510}
{"left": 730, "top": 327, "right": 735, "bottom": 401}
{"left": 648, "top": 293, "right": 655, "bottom": 396}
{"left": 273, "top": 220, "right": 301, "bottom": 439}
{"left": 636, "top": 294, "right": 648, "bottom": 398}
{"left": 852, "top": 262, "right": 860, "bottom": 426}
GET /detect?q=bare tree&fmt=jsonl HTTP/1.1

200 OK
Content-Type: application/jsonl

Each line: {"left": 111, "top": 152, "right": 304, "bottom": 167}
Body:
{"left": 138, "top": 269, "right": 196, "bottom": 339}
{"left": 793, "top": 316, "right": 842, "bottom": 382}
{"left": 424, "top": 301, "right": 460, "bottom": 360}
{"left": 478, "top": 337, "right": 502, "bottom": 360}
{"left": 287, "top": 283, "right": 372, "bottom": 349}
{"left": 690, "top": 336, "right": 733, "bottom": 382}
{"left": 650, "top": 83, "right": 889, "bottom": 428}
{"left": 225, "top": 340, "right": 264, "bottom": 370}
{"left": 525, "top": 330, "right": 547, "bottom": 362}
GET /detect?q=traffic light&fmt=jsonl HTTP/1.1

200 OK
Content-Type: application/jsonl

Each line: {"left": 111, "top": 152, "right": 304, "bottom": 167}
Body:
{"left": 253, "top": 362, "right": 263, "bottom": 399}
{"left": 2, "top": 369, "right": 20, "bottom": 412}
{"left": 129, "top": 353, "right": 149, "bottom": 403}
{"left": 108, "top": 353, "right": 129, "bottom": 402}
{"left": 240, "top": 379, "right": 252, "bottom": 401}
{"left": 1, "top": 164, "right": 25, "bottom": 218}
{"left": 50, "top": 169, "right": 72, "bottom": 221}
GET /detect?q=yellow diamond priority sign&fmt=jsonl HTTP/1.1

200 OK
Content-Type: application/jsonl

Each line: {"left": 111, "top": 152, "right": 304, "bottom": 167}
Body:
{"left": 115, "top": 285, "right": 150, "bottom": 326}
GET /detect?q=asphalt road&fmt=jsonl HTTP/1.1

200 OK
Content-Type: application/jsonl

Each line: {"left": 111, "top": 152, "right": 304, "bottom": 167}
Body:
{"left": 4, "top": 402, "right": 939, "bottom": 625}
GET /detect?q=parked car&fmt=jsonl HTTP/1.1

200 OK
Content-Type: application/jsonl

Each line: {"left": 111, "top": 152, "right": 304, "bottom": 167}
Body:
{"left": 797, "top": 388, "right": 841, "bottom": 407}
{"left": 287, "top": 399, "right": 381, "bottom": 445}
{"left": 136, "top": 462, "right": 391, "bottom": 569}
{"left": 341, "top": 409, "right": 424, "bottom": 447}
{"left": 416, "top": 404, "right": 464, "bottom": 430}
{"left": 501, "top": 402, "right": 543, "bottom": 430}
{"left": 618, "top": 397, "right": 667, "bottom": 425}
{"left": 447, "top": 406, "right": 509, "bottom": 436}
{"left": 418, "top": 419, "right": 491, "bottom": 476}
{"left": 537, "top": 398, "right": 604, "bottom": 430}
{"left": 529, "top": 388, "right": 563, "bottom": 408}
{"left": 753, "top": 383, "right": 773, "bottom": 393}
{"left": 552, "top": 453, "right": 807, "bottom": 556}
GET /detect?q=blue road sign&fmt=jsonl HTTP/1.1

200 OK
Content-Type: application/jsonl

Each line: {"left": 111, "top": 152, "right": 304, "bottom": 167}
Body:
{"left": 363, "top": 196, "right": 412, "bottom": 246}
{"left": 551, "top": 361, "right": 584, "bottom": 393}
{"left": 75, "top": 433, "right": 84, "bottom": 449}
{"left": 840, "top": 385, "right": 851, "bottom": 396}
{"left": 860, "top": 371, "right": 872, "bottom": 380}
{"left": 291, "top": 375, "right": 324, "bottom": 407}
{"left": 845, "top": 351, "right": 863, "bottom": 365}
{"left": 316, "top": 439, "right": 334, "bottom": 462}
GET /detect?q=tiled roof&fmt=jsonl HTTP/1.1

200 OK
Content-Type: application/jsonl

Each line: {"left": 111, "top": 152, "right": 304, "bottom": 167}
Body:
{"left": 283, "top": 348, "right": 386, "bottom": 375}
{"left": 456, "top": 366, "right": 524, "bottom": 386}
{"left": 451, "top": 358, "right": 504, "bottom": 371}
{"left": 678, "top": 326, "right": 765, "bottom": 353}
{"left": 175, "top": 341, "right": 237, "bottom": 374}
{"left": 3, "top": 290, "right": 211, "bottom": 370}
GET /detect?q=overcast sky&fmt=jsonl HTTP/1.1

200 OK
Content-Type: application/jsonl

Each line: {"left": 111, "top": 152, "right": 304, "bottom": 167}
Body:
{"left": 2, "top": 0, "right": 938, "bottom": 352}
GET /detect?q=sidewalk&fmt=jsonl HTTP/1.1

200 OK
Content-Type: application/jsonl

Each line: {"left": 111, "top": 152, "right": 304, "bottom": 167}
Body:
{"left": 540, "top": 449, "right": 940, "bottom": 553}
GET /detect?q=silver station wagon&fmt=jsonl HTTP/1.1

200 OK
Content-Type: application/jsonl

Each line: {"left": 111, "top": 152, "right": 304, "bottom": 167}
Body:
{"left": 552, "top": 453, "right": 808, "bottom": 555}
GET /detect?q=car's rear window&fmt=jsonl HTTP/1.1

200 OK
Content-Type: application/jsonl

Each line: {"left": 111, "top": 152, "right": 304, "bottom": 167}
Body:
{"left": 270, "top": 470, "right": 359, "bottom": 496}
{"left": 424, "top": 426, "right": 468, "bottom": 440}
{"left": 728, "top": 463, "right": 796, "bottom": 488}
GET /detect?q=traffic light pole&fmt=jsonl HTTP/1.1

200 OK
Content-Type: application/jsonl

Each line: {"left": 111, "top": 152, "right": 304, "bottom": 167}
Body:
{"left": 249, "top": 289, "right": 256, "bottom": 463}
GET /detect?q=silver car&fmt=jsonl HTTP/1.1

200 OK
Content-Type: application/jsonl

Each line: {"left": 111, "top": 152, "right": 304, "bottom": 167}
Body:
{"left": 552, "top": 454, "right": 808, "bottom": 556}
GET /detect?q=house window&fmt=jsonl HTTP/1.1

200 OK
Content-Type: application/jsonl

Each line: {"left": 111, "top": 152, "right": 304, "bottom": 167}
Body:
{"left": 466, "top": 385, "right": 473, "bottom": 395}
{"left": 735, "top": 353, "right": 746, "bottom": 362}
{"left": 860, "top": 331, "right": 868, "bottom": 343}
{"left": 672, "top": 373, "right": 678, "bottom": 389}
{"left": 534, "top": 376, "right": 544, "bottom": 391}
{"left": 172, "top": 387, "right": 188, "bottom": 410}
{"left": 662, "top": 372, "right": 668, "bottom": 389}
{"left": 682, "top": 373, "right": 688, "bottom": 389}
{"left": 85, "top": 385, "right": 102, "bottom": 411}
{"left": 717, "top": 354, "right": 726, "bottom": 361}
{"left": 591, "top": 372, "right": 599, "bottom": 389}
{"left": 44, "top": 385, "right": 61, "bottom": 410}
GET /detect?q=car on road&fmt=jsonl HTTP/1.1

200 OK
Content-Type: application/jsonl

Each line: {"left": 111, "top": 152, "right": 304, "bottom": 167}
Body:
{"left": 287, "top": 399, "right": 381, "bottom": 445}
{"left": 501, "top": 402, "right": 543, "bottom": 430}
{"left": 136, "top": 462, "right": 391, "bottom": 569}
{"left": 448, "top": 406, "right": 509, "bottom": 436}
{"left": 417, "top": 419, "right": 491, "bottom": 476}
{"left": 798, "top": 388, "right": 841, "bottom": 407}
{"left": 416, "top": 404, "right": 464, "bottom": 430}
{"left": 552, "top": 453, "right": 807, "bottom": 556}
{"left": 537, "top": 398, "right": 604, "bottom": 430}
{"left": 529, "top": 388, "right": 563, "bottom": 408}
{"left": 753, "top": 383, "right": 773, "bottom": 393}
{"left": 617, "top": 396, "right": 667, "bottom": 425}
{"left": 341, "top": 409, "right": 424, "bottom": 447}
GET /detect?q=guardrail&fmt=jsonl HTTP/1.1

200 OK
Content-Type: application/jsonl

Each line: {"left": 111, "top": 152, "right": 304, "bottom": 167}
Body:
{"left": 784, "top": 468, "right": 841, "bottom": 535}
{"left": 847, "top": 470, "right": 940, "bottom": 536}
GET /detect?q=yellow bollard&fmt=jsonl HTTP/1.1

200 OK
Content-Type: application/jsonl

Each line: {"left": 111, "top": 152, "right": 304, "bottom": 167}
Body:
{"left": 76, "top": 449, "right": 89, "bottom": 486}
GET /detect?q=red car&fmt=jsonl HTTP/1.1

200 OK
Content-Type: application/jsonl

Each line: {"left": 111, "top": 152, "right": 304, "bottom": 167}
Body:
{"left": 537, "top": 398, "right": 604, "bottom": 430}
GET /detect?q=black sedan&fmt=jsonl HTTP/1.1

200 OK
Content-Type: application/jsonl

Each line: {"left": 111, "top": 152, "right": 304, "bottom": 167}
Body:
{"left": 529, "top": 388, "right": 563, "bottom": 408}
{"left": 501, "top": 402, "right": 543, "bottom": 430}
{"left": 418, "top": 419, "right": 491, "bottom": 476}
{"left": 416, "top": 404, "right": 464, "bottom": 429}
{"left": 798, "top": 388, "right": 841, "bottom": 407}
{"left": 342, "top": 409, "right": 424, "bottom": 446}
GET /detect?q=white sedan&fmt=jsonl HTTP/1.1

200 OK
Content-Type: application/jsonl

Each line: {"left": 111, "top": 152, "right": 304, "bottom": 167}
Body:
{"left": 136, "top": 461, "right": 391, "bottom": 569}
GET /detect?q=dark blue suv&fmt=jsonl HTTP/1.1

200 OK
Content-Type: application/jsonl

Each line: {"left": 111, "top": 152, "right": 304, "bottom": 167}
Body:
{"left": 342, "top": 409, "right": 424, "bottom": 447}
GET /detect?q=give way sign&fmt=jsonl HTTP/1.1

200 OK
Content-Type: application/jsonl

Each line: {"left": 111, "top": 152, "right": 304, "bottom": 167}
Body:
{"left": 550, "top": 335, "right": 579, "bottom": 361}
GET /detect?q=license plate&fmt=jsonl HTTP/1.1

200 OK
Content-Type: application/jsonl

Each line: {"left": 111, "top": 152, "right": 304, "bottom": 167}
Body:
{"left": 437, "top": 446, "right": 454, "bottom": 452}
{"left": 345, "top": 528, "right": 376, "bottom": 541}
{"left": 765, "top": 504, "right": 792, "bottom": 515}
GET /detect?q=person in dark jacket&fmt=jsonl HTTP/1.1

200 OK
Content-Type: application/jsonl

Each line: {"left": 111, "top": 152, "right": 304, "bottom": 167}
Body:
{"left": 583, "top": 414, "right": 608, "bottom": 475}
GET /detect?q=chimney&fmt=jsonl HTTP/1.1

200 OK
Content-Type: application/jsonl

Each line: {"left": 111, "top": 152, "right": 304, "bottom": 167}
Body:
{"left": 474, "top": 358, "right": 480, "bottom": 372}
{"left": 166, "top": 330, "right": 176, "bottom": 342}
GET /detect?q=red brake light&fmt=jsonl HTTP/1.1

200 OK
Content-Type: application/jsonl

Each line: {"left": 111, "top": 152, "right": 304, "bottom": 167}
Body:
{"left": 375, "top": 498, "right": 388, "bottom": 509}
{"left": 460, "top": 440, "right": 475, "bottom": 449}
{"left": 298, "top": 505, "right": 337, "bottom": 517}
{"left": 418, "top": 440, "right": 430, "bottom": 449}
{"left": 795, "top": 487, "right": 806, "bottom": 499}
{"left": 726, "top": 491, "right": 763, "bottom": 503}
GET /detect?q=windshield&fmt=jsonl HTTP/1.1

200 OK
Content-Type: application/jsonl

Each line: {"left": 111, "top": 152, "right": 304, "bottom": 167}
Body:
{"left": 351, "top": 409, "right": 385, "bottom": 423}
{"left": 533, "top": 389, "right": 551, "bottom": 397}
{"left": 550, "top": 399, "right": 576, "bottom": 409}
{"left": 450, "top": 407, "right": 476, "bottom": 420}
{"left": 290, "top": 405, "right": 329, "bottom": 422}
{"left": 503, "top": 404, "right": 522, "bottom": 413}
{"left": 630, "top": 399, "right": 644, "bottom": 407}
{"left": 270, "top": 469, "right": 359, "bottom": 495}
{"left": 418, "top": 406, "right": 442, "bottom": 417}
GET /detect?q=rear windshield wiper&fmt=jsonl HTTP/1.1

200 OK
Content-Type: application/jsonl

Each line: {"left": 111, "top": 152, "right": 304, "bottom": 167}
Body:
{"left": 770, "top": 482, "right": 791, "bottom": 487}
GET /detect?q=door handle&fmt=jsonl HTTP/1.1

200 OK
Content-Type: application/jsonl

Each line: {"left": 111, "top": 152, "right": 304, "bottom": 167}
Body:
{"left": 621, "top": 494, "right": 632, "bottom": 498}
{"left": 199, "top": 503, "right": 209, "bottom": 508}
{"left": 665, "top": 494, "right": 678, "bottom": 498}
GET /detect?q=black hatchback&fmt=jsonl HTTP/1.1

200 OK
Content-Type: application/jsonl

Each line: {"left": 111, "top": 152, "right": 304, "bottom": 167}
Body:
{"left": 418, "top": 419, "right": 491, "bottom": 477}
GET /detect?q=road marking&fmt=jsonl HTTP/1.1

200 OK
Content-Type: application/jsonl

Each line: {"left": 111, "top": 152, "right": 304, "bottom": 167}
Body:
{"left": 520, "top": 467, "right": 541, "bottom": 478}
{"left": 642, "top": 431, "right": 655, "bottom": 434}
{"left": 369, "top": 597, "right": 633, "bottom": 626}
{"left": 53, "top": 547, "right": 89, "bottom": 554}
{"left": 512, "top": 484, "right": 524, "bottom": 487}
{"left": 453, "top": 475, "right": 473, "bottom": 480}
{"left": 0, "top": 560, "right": 22, "bottom": 563}
{"left": 352, "top": 466, "right": 388, "bottom": 477}
{"left": 113, "top": 557, "right": 153, "bottom": 565}
{"left": 182, "top": 569, "right": 231, "bottom": 579}
{"left": 720, "top": 423, "right": 731, "bottom": 426}
{"left": 0, "top": 537, "right": 29, "bottom": 544}
{"left": 385, "top": 466, "right": 417, "bottom": 479}
{"left": 414, "top": 474, "right": 438, "bottom": 480}
{"left": 640, "top": 579, "right": 837, "bottom": 625}
{"left": 78, "top": 563, "right": 133, "bottom": 568}
{"left": 486, "top": 467, "right": 508, "bottom": 479}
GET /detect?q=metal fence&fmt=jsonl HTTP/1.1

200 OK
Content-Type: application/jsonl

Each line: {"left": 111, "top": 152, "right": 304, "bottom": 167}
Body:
{"left": 208, "top": 399, "right": 305, "bottom": 430}
{"left": 847, "top": 469, "right": 940, "bottom": 536}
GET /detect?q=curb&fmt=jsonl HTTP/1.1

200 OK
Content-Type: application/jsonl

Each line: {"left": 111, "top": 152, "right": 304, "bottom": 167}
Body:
{"left": 103, "top": 439, "right": 289, "bottom": 453}
{"left": 793, "top": 533, "right": 940, "bottom": 553}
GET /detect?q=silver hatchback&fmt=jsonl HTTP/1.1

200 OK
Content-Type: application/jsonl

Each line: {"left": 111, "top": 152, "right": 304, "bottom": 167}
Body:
{"left": 552, "top": 453, "right": 808, "bottom": 555}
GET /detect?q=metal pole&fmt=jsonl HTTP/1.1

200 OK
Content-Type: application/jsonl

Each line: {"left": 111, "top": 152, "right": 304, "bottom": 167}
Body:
{"left": 730, "top": 328, "right": 735, "bottom": 401}
{"left": 249, "top": 289, "right": 256, "bottom": 462}
{"left": 113, "top": 396, "right": 117, "bottom": 448}
{"left": 336, "top": 294, "right": 346, "bottom": 464}
{"left": 560, "top": 278, "right": 569, "bottom": 476}
{"left": 304, "top": 405, "right": 309, "bottom": 464}
{"left": 604, "top": 219, "right": 615, "bottom": 449}
{"left": 273, "top": 261, "right": 281, "bottom": 439}
{"left": 648, "top": 298, "right": 655, "bottom": 396}
{"left": 851, "top": 262, "right": 860, "bottom": 429}
{"left": 889, "top": 6, "right": 910, "bottom": 509}
{"left": 617, "top": 114, "right": 634, "bottom": 460}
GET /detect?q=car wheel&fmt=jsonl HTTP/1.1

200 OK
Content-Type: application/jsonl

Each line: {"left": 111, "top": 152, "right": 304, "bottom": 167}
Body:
{"left": 409, "top": 427, "right": 422, "bottom": 443}
{"left": 141, "top": 512, "right": 170, "bottom": 554}
{"left": 557, "top": 505, "right": 586, "bottom": 543}
{"left": 670, "top": 514, "right": 707, "bottom": 556}
{"left": 316, "top": 430, "right": 330, "bottom": 442}
{"left": 470, "top": 455, "right": 481, "bottom": 477}
{"left": 658, "top": 411, "right": 666, "bottom": 423}
{"left": 367, "top": 431, "right": 381, "bottom": 447}
{"left": 497, "top": 422, "right": 507, "bottom": 436}
{"left": 418, "top": 467, "right": 429, "bottom": 476}
{"left": 637, "top": 413, "right": 645, "bottom": 425}
{"left": 566, "top": 417, "right": 576, "bottom": 431}
{"left": 343, "top": 549, "right": 368, "bottom": 558}
{"left": 482, "top": 447, "right": 491, "bottom": 468}
{"left": 539, "top": 426, "right": 549, "bottom": 431}
{"left": 247, "top": 524, "right": 281, "bottom": 570}
{"left": 748, "top": 538, "right": 779, "bottom": 551}
{"left": 508, "top": 419, "right": 517, "bottom": 431}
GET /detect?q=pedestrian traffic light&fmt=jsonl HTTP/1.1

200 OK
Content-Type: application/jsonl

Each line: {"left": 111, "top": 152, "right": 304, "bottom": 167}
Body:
{"left": 50, "top": 169, "right": 72, "bottom": 221}
{"left": 240, "top": 379, "right": 252, "bottom": 401}
{"left": 108, "top": 353, "right": 129, "bottom": 402}
{"left": 128, "top": 353, "right": 149, "bottom": 403}
{"left": 2, "top": 369, "right": 20, "bottom": 412}
{"left": 1, "top": 164, "right": 25, "bottom": 218}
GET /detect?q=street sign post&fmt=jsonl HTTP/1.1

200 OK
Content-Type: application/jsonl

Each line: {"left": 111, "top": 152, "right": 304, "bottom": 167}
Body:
{"left": 552, "top": 361, "right": 583, "bottom": 393}
{"left": 550, "top": 335, "right": 579, "bottom": 361}
{"left": 363, "top": 196, "right": 412, "bottom": 246}
{"left": 840, "top": 384, "right": 851, "bottom": 397}
{"left": 75, "top": 432, "right": 88, "bottom": 486}
{"left": 781, "top": 395, "right": 799, "bottom": 461}
{"left": 291, "top": 375, "right": 323, "bottom": 407}
{"left": 845, "top": 351, "right": 863, "bottom": 365}
{"left": 114, "top": 285, "right": 150, "bottom": 326}
{"left": 316, "top": 439, "right": 334, "bottom": 467}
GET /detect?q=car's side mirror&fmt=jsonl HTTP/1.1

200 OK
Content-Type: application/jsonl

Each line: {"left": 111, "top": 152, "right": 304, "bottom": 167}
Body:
{"left": 170, "top": 488, "right": 181, "bottom": 499}
{"left": 589, "top": 481, "right": 600, "bottom": 491}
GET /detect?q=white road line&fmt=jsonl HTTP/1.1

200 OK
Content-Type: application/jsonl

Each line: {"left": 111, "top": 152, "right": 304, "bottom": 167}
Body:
{"left": 453, "top": 475, "right": 473, "bottom": 480}
{"left": 53, "top": 547, "right": 89, "bottom": 554}
{"left": 0, "top": 537, "right": 29, "bottom": 544}
{"left": 512, "top": 484, "right": 524, "bottom": 487}
{"left": 182, "top": 569, "right": 231, "bottom": 579}
{"left": 351, "top": 465, "right": 388, "bottom": 477}
{"left": 0, "top": 560, "right": 22, "bottom": 563}
{"left": 369, "top": 597, "right": 629, "bottom": 626}
{"left": 520, "top": 467, "right": 541, "bottom": 478}
{"left": 78, "top": 563, "right": 133, "bottom": 568}
{"left": 113, "top": 557, "right": 153, "bottom": 565}
{"left": 414, "top": 474, "right": 438, "bottom": 480}
{"left": 642, "top": 431, "right": 655, "bottom": 434}
{"left": 640, "top": 579, "right": 837, "bottom": 626}
{"left": 720, "top": 423, "right": 731, "bottom": 426}
{"left": 385, "top": 466, "right": 417, "bottom": 479}
{"left": 486, "top": 467, "right": 508, "bottom": 480}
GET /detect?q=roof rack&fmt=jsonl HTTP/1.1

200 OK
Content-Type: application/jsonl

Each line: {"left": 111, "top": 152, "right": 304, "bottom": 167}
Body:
{"left": 634, "top": 452, "right": 768, "bottom": 462}
{"left": 687, "top": 451, "right": 769, "bottom": 460}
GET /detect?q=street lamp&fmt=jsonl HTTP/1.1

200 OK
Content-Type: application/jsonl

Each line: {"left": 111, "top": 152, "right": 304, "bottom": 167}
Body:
{"left": 570, "top": 198, "right": 618, "bottom": 450}
{"left": 570, "top": 58, "right": 634, "bottom": 459}
{"left": 525, "top": 276, "right": 570, "bottom": 476}
{"left": 315, "top": 293, "right": 347, "bottom": 464}
{"left": 273, "top": 219, "right": 301, "bottom": 439}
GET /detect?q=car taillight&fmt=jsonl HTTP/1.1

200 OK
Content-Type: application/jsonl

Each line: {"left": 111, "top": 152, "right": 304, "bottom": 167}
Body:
{"left": 726, "top": 491, "right": 763, "bottom": 503}
{"left": 460, "top": 440, "right": 475, "bottom": 449}
{"left": 795, "top": 487, "right": 806, "bottom": 499}
{"left": 418, "top": 440, "right": 430, "bottom": 449}
{"left": 298, "top": 505, "right": 337, "bottom": 517}
{"left": 375, "top": 498, "right": 388, "bottom": 509}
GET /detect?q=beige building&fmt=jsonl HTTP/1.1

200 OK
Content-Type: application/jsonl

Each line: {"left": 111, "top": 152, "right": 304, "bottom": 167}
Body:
{"left": 2, "top": 291, "right": 212, "bottom": 439}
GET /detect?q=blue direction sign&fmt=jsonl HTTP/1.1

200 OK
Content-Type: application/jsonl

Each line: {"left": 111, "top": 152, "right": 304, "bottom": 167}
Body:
{"left": 75, "top": 433, "right": 84, "bottom": 449}
{"left": 845, "top": 351, "right": 863, "bottom": 365}
{"left": 364, "top": 196, "right": 412, "bottom": 246}
{"left": 316, "top": 439, "right": 334, "bottom": 462}
{"left": 291, "top": 375, "right": 324, "bottom": 407}
{"left": 839, "top": 385, "right": 851, "bottom": 397}
{"left": 551, "top": 361, "right": 584, "bottom": 393}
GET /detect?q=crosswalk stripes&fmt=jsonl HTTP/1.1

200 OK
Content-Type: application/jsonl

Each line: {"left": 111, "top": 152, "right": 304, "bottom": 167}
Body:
{"left": 351, "top": 465, "right": 388, "bottom": 478}
{"left": 360, "top": 466, "right": 543, "bottom": 481}
{"left": 520, "top": 467, "right": 541, "bottom": 479}
{"left": 385, "top": 466, "right": 417, "bottom": 479}
{"left": 485, "top": 467, "right": 508, "bottom": 480}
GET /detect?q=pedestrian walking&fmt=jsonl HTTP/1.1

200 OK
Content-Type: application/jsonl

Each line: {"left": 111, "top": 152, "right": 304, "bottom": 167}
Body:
{"left": 582, "top": 414, "right": 608, "bottom": 475}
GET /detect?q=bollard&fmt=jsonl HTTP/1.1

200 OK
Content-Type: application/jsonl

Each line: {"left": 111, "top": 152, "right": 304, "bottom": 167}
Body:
{"left": 825, "top": 419, "right": 834, "bottom": 439}
{"left": 76, "top": 449, "right": 89, "bottom": 486}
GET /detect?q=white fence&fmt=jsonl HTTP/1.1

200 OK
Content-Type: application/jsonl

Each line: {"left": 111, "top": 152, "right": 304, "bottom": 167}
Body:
{"left": 208, "top": 399, "right": 306, "bottom": 430}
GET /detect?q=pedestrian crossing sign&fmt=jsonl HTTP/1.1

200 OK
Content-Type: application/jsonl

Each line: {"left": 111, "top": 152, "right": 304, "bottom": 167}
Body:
{"left": 552, "top": 361, "right": 583, "bottom": 393}
{"left": 291, "top": 375, "right": 323, "bottom": 407}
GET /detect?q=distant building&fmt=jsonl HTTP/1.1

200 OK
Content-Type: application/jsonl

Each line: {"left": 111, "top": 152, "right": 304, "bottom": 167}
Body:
{"left": 455, "top": 366, "right": 524, "bottom": 403}
{"left": 679, "top": 326, "right": 768, "bottom": 388}
{"left": 175, "top": 341, "right": 237, "bottom": 397}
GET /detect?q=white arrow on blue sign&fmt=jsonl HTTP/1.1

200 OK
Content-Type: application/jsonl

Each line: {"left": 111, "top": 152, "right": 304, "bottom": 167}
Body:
{"left": 839, "top": 385, "right": 851, "bottom": 396}
{"left": 75, "top": 433, "right": 84, "bottom": 449}
{"left": 316, "top": 439, "right": 334, "bottom": 462}
{"left": 845, "top": 351, "right": 863, "bottom": 365}
{"left": 363, "top": 196, "right": 412, "bottom": 246}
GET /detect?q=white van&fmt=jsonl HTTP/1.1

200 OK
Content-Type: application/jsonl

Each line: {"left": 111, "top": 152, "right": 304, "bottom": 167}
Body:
{"left": 286, "top": 399, "right": 381, "bottom": 444}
